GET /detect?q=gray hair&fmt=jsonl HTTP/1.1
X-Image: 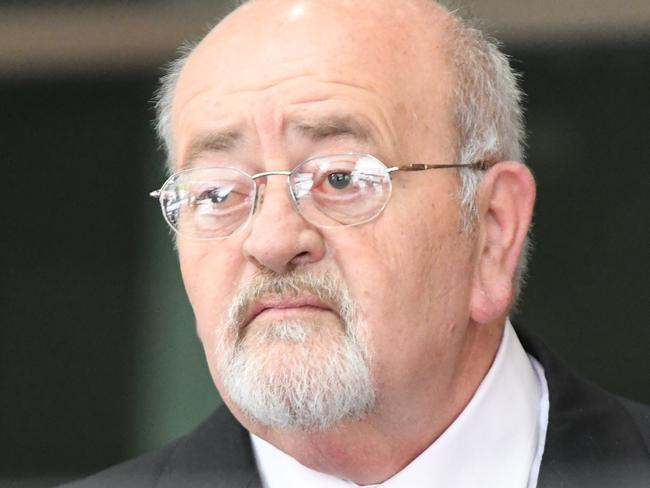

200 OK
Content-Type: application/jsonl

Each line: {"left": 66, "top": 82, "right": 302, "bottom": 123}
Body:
{"left": 446, "top": 14, "right": 531, "bottom": 300}
{"left": 154, "top": 43, "right": 193, "bottom": 170}
{"left": 153, "top": 1, "right": 531, "bottom": 299}
{"left": 217, "top": 267, "right": 375, "bottom": 430}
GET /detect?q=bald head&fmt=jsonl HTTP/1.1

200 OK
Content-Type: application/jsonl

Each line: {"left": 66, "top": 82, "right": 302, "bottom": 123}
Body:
{"left": 167, "top": 0, "right": 458, "bottom": 172}
{"left": 157, "top": 0, "right": 523, "bottom": 168}
{"left": 195, "top": 0, "right": 454, "bottom": 79}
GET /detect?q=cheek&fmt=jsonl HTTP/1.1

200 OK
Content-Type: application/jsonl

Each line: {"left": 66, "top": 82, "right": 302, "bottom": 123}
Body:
{"left": 178, "top": 239, "right": 245, "bottom": 342}
{"left": 328, "top": 199, "right": 474, "bottom": 382}
{"left": 327, "top": 220, "right": 439, "bottom": 345}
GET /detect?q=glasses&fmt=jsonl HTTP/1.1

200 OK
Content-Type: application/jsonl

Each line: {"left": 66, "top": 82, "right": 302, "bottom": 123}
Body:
{"left": 149, "top": 153, "right": 489, "bottom": 240}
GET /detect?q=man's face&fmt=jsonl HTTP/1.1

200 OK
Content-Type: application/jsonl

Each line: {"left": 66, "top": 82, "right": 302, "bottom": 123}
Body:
{"left": 172, "top": 0, "right": 479, "bottom": 433}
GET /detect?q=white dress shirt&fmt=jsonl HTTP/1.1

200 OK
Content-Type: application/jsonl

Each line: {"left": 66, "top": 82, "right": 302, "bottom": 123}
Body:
{"left": 251, "top": 320, "right": 550, "bottom": 488}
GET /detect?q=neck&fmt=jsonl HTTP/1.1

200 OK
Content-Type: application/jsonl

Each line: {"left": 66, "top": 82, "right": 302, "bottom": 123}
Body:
{"left": 242, "top": 320, "right": 504, "bottom": 484}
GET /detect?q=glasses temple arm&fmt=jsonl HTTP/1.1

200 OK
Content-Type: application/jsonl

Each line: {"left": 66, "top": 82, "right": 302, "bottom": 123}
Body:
{"left": 388, "top": 161, "right": 492, "bottom": 173}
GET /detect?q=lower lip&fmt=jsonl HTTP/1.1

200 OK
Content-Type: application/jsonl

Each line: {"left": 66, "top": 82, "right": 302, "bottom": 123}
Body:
{"left": 253, "top": 306, "right": 333, "bottom": 321}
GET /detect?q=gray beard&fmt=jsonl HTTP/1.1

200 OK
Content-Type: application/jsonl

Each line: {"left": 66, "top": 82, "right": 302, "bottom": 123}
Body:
{"left": 216, "top": 270, "right": 376, "bottom": 431}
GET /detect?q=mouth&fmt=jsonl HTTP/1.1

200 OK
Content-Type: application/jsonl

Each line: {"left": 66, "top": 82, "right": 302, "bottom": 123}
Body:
{"left": 245, "top": 295, "right": 335, "bottom": 326}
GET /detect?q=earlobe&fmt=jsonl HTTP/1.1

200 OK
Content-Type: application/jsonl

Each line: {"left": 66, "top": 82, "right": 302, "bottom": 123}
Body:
{"left": 469, "top": 162, "right": 536, "bottom": 324}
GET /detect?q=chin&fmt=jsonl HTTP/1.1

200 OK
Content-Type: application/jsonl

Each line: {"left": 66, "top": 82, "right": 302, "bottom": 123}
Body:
{"left": 216, "top": 319, "right": 376, "bottom": 431}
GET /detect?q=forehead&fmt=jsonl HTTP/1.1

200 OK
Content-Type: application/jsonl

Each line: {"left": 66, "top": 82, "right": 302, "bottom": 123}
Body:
{"left": 172, "top": 0, "right": 455, "bottom": 162}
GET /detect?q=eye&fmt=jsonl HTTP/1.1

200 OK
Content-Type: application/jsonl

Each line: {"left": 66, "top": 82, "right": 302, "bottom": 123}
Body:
{"left": 204, "top": 187, "right": 229, "bottom": 204}
{"left": 327, "top": 172, "right": 352, "bottom": 190}
{"left": 193, "top": 184, "right": 245, "bottom": 208}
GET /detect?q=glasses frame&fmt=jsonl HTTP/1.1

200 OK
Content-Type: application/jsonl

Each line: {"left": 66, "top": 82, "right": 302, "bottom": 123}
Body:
{"left": 149, "top": 153, "right": 491, "bottom": 240}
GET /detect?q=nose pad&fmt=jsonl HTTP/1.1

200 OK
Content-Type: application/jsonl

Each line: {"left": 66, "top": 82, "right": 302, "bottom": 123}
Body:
{"left": 251, "top": 178, "right": 297, "bottom": 218}
{"left": 242, "top": 174, "right": 326, "bottom": 273}
{"left": 249, "top": 175, "right": 304, "bottom": 229}
{"left": 253, "top": 182, "right": 266, "bottom": 214}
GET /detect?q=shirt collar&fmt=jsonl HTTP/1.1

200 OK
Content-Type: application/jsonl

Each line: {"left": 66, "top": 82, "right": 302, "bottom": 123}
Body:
{"left": 251, "top": 320, "right": 544, "bottom": 488}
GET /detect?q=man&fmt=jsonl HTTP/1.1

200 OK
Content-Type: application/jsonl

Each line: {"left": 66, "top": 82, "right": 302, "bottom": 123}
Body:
{"left": 66, "top": 0, "right": 649, "bottom": 486}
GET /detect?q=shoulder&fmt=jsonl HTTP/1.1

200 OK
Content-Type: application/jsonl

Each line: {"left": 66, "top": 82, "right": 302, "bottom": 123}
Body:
{"left": 60, "top": 405, "right": 260, "bottom": 488}
{"left": 514, "top": 323, "right": 650, "bottom": 487}
{"left": 619, "top": 396, "right": 650, "bottom": 449}
{"left": 60, "top": 442, "right": 178, "bottom": 488}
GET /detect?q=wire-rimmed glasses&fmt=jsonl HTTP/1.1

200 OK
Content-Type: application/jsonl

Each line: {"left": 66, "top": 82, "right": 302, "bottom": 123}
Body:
{"left": 149, "top": 153, "right": 489, "bottom": 240}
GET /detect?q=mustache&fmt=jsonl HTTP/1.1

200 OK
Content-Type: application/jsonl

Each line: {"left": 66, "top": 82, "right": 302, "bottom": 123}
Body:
{"left": 225, "top": 268, "right": 355, "bottom": 334}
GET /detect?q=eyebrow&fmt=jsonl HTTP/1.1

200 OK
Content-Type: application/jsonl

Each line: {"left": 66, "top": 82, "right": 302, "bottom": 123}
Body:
{"left": 183, "top": 129, "right": 242, "bottom": 167}
{"left": 289, "top": 116, "right": 374, "bottom": 143}
{"left": 181, "top": 115, "right": 375, "bottom": 169}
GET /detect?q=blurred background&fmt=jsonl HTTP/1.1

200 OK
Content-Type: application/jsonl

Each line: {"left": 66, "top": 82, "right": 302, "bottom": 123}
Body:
{"left": 1, "top": 0, "right": 648, "bottom": 486}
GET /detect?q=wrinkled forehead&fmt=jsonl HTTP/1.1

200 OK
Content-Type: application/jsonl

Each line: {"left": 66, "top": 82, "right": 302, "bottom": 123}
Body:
{"left": 173, "top": 0, "right": 456, "bottom": 155}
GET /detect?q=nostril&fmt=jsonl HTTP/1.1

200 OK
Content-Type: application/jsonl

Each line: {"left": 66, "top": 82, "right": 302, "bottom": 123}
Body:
{"left": 289, "top": 251, "right": 312, "bottom": 267}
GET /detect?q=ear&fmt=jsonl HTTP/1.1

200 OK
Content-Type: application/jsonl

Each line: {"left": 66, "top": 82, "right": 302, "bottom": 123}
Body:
{"left": 469, "top": 162, "right": 536, "bottom": 324}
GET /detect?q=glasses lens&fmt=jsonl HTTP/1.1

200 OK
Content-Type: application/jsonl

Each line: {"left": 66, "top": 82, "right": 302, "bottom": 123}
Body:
{"left": 291, "top": 154, "right": 392, "bottom": 227}
{"left": 160, "top": 167, "right": 255, "bottom": 239}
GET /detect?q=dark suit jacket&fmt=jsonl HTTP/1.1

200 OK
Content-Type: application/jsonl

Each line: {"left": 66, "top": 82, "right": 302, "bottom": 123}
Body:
{"left": 63, "top": 327, "right": 650, "bottom": 487}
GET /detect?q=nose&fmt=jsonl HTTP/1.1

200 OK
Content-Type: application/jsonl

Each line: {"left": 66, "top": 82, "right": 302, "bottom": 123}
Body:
{"left": 242, "top": 175, "right": 325, "bottom": 274}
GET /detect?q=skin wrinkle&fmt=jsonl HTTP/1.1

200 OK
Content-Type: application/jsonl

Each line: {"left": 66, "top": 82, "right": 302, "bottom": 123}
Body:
{"left": 172, "top": 5, "right": 446, "bottom": 166}
{"left": 175, "top": 78, "right": 401, "bottom": 172}
{"left": 182, "top": 114, "right": 376, "bottom": 171}
{"left": 170, "top": 0, "right": 534, "bottom": 483}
